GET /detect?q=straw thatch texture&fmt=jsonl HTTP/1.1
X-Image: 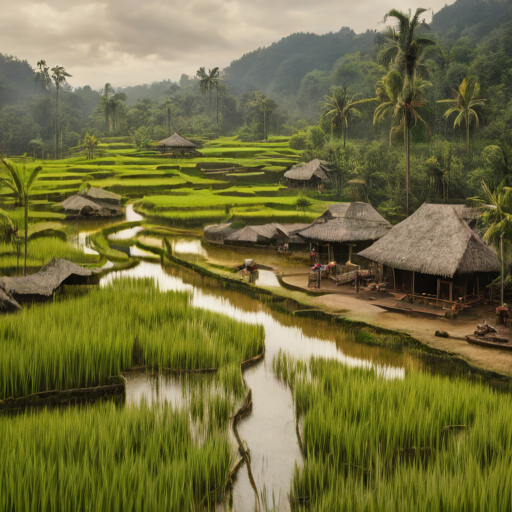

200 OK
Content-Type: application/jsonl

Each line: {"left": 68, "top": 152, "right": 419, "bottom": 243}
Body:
{"left": 284, "top": 159, "right": 331, "bottom": 183}
{"left": 358, "top": 203, "right": 501, "bottom": 278}
{"left": 158, "top": 133, "right": 196, "bottom": 148}
{"left": 0, "top": 259, "right": 94, "bottom": 302}
{"left": 226, "top": 224, "right": 278, "bottom": 243}
{"left": 299, "top": 202, "right": 391, "bottom": 243}
{"left": 60, "top": 195, "right": 122, "bottom": 217}
{"left": 0, "top": 287, "right": 21, "bottom": 311}
{"left": 204, "top": 223, "right": 238, "bottom": 244}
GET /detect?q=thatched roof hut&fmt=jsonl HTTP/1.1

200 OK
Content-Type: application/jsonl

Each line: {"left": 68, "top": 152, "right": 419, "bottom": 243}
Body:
{"left": 284, "top": 159, "right": 331, "bottom": 185}
{"left": 0, "top": 259, "right": 95, "bottom": 303}
{"left": 158, "top": 133, "right": 196, "bottom": 150}
{"left": 299, "top": 202, "right": 391, "bottom": 243}
{"left": 225, "top": 224, "right": 278, "bottom": 244}
{"left": 60, "top": 192, "right": 122, "bottom": 218}
{"left": 204, "top": 223, "right": 238, "bottom": 245}
{"left": 358, "top": 203, "right": 500, "bottom": 278}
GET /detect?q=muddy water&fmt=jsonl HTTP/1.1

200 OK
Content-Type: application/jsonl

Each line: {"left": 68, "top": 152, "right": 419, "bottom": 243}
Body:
{"left": 99, "top": 257, "right": 408, "bottom": 512}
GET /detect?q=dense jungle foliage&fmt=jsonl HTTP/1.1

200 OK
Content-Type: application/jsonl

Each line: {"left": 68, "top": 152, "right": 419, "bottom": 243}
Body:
{"left": 1, "top": 0, "right": 512, "bottom": 215}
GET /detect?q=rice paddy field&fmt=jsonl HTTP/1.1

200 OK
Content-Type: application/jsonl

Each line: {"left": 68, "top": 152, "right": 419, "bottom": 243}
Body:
{"left": 274, "top": 352, "right": 512, "bottom": 512}
{"left": 2, "top": 136, "right": 512, "bottom": 511}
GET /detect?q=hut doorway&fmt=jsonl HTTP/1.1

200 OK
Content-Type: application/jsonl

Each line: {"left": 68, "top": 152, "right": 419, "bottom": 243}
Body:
{"left": 437, "top": 280, "right": 453, "bottom": 302}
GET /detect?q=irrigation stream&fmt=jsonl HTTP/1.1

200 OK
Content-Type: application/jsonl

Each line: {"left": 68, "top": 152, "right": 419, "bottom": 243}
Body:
{"left": 82, "top": 211, "right": 411, "bottom": 512}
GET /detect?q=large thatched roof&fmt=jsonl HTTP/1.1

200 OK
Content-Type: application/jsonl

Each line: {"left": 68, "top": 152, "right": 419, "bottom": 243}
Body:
{"left": 284, "top": 159, "right": 330, "bottom": 182}
{"left": 299, "top": 202, "right": 391, "bottom": 243}
{"left": 0, "top": 259, "right": 94, "bottom": 302}
{"left": 158, "top": 132, "right": 196, "bottom": 148}
{"left": 358, "top": 203, "right": 501, "bottom": 278}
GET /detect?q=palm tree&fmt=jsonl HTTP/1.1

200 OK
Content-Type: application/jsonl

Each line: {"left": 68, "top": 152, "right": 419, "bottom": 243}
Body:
{"left": 379, "top": 8, "right": 438, "bottom": 79}
{"left": 374, "top": 71, "right": 431, "bottom": 215}
{"left": 0, "top": 155, "right": 42, "bottom": 275}
{"left": 322, "top": 87, "right": 373, "bottom": 147}
{"left": 51, "top": 65, "right": 72, "bottom": 159}
{"left": 82, "top": 133, "right": 99, "bottom": 160}
{"left": 196, "top": 67, "right": 221, "bottom": 123}
{"left": 438, "top": 77, "right": 485, "bottom": 154}
{"left": 259, "top": 98, "right": 277, "bottom": 141}
{"left": 471, "top": 182, "right": 512, "bottom": 305}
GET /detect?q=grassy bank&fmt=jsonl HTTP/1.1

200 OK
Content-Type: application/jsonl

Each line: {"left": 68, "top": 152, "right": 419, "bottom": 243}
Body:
{"left": 0, "top": 277, "right": 264, "bottom": 399}
{"left": 274, "top": 353, "right": 512, "bottom": 512}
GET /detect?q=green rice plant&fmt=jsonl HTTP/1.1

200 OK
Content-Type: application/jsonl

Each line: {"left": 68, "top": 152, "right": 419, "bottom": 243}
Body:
{"left": 0, "top": 401, "right": 233, "bottom": 512}
{"left": 0, "top": 278, "right": 264, "bottom": 398}
{"left": 274, "top": 352, "right": 512, "bottom": 512}
{"left": 0, "top": 236, "right": 99, "bottom": 274}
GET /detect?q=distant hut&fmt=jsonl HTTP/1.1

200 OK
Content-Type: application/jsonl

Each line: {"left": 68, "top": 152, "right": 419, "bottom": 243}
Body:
{"left": 298, "top": 202, "right": 391, "bottom": 263}
{"left": 284, "top": 159, "right": 331, "bottom": 189}
{"left": 0, "top": 259, "right": 94, "bottom": 304}
{"left": 157, "top": 133, "right": 197, "bottom": 155}
{"left": 60, "top": 187, "right": 122, "bottom": 218}
{"left": 204, "top": 224, "right": 239, "bottom": 245}
{"left": 274, "top": 223, "right": 309, "bottom": 250}
{"left": 225, "top": 225, "right": 278, "bottom": 246}
{"left": 358, "top": 203, "right": 500, "bottom": 303}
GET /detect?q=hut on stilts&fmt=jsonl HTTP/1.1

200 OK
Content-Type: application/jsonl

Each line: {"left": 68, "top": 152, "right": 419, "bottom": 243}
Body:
{"left": 283, "top": 159, "right": 332, "bottom": 189}
{"left": 298, "top": 202, "right": 391, "bottom": 264}
{"left": 157, "top": 133, "right": 199, "bottom": 156}
{"left": 358, "top": 203, "right": 500, "bottom": 311}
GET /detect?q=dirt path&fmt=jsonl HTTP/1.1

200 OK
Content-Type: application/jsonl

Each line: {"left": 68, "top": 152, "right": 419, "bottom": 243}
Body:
{"left": 282, "top": 274, "right": 512, "bottom": 376}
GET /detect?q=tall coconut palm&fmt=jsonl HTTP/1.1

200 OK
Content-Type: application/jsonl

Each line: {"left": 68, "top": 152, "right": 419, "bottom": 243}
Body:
{"left": 471, "top": 182, "right": 512, "bottom": 305}
{"left": 51, "top": 65, "right": 72, "bottom": 159}
{"left": 438, "top": 77, "right": 485, "bottom": 154}
{"left": 259, "top": 97, "right": 277, "bottom": 141}
{"left": 196, "top": 67, "right": 221, "bottom": 123}
{"left": 374, "top": 71, "right": 431, "bottom": 215}
{"left": 0, "top": 155, "right": 42, "bottom": 275}
{"left": 322, "top": 87, "right": 373, "bottom": 147}
{"left": 379, "top": 8, "right": 438, "bottom": 79}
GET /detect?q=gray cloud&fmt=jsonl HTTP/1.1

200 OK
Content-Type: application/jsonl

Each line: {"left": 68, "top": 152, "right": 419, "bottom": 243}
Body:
{"left": 0, "top": 0, "right": 454, "bottom": 88}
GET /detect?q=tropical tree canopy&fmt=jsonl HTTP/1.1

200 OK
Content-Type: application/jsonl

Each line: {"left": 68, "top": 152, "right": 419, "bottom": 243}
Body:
{"left": 379, "top": 8, "right": 438, "bottom": 79}
{"left": 438, "top": 77, "right": 486, "bottom": 152}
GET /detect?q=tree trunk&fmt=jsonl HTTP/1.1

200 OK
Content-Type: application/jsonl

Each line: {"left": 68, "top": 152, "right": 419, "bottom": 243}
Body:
{"left": 167, "top": 107, "right": 171, "bottom": 135}
{"left": 24, "top": 196, "right": 28, "bottom": 276}
{"left": 343, "top": 122, "right": 347, "bottom": 148}
{"left": 405, "top": 122, "right": 410, "bottom": 216}
{"left": 501, "top": 234, "right": 505, "bottom": 306}
{"left": 55, "top": 85, "right": 60, "bottom": 159}
{"left": 216, "top": 87, "right": 219, "bottom": 125}
{"left": 466, "top": 114, "right": 470, "bottom": 155}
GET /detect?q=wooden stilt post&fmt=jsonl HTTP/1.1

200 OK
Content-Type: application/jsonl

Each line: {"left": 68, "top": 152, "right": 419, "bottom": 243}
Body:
{"left": 412, "top": 271, "right": 415, "bottom": 302}
{"left": 393, "top": 267, "right": 396, "bottom": 291}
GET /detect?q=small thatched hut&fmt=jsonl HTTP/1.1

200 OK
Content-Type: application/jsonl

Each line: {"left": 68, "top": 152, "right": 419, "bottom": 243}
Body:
{"left": 158, "top": 133, "right": 197, "bottom": 154}
{"left": 298, "top": 202, "right": 391, "bottom": 263}
{"left": 0, "top": 259, "right": 95, "bottom": 303}
{"left": 60, "top": 187, "right": 123, "bottom": 218}
{"left": 225, "top": 225, "right": 278, "bottom": 246}
{"left": 284, "top": 159, "right": 331, "bottom": 188}
{"left": 204, "top": 224, "right": 239, "bottom": 245}
{"left": 358, "top": 203, "right": 500, "bottom": 302}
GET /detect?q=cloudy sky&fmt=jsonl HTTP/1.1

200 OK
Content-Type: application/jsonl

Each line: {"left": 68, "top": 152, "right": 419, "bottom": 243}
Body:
{"left": 1, "top": 0, "right": 455, "bottom": 89}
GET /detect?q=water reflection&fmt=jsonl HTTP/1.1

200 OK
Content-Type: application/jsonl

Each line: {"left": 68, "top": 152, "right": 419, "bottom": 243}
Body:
{"left": 100, "top": 259, "right": 405, "bottom": 512}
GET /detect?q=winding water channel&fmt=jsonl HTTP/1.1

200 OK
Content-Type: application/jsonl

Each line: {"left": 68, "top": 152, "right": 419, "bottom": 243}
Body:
{"left": 79, "top": 208, "right": 418, "bottom": 512}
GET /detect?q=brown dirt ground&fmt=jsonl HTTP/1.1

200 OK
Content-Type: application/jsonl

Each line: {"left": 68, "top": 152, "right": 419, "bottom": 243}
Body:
{"left": 282, "top": 274, "right": 512, "bottom": 376}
